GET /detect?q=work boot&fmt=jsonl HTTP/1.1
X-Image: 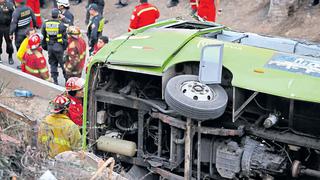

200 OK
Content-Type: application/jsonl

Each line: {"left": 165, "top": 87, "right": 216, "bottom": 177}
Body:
{"left": 116, "top": 2, "right": 128, "bottom": 8}
{"left": 309, "top": 0, "right": 319, "bottom": 6}
{"left": 8, "top": 55, "right": 14, "bottom": 65}
{"left": 167, "top": 0, "right": 179, "bottom": 8}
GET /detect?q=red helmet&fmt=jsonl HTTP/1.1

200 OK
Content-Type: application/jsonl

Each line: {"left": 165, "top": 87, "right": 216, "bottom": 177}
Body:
{"left": 65, "top": 77, "right": 85, "bottom": 91}
{"left": 28, "top": 34, "right": 41, "bottom": 50}
{"left": 51, "top": 95, "right": 70, "bottom": 113}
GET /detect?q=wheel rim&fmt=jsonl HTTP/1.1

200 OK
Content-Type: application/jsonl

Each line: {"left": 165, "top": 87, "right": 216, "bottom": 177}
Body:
{"left": 180, "top": 81, "right": 215, "bottom": 101}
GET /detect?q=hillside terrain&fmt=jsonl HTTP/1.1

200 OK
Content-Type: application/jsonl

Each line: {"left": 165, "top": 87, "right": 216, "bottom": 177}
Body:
{"left": 58, "top": 0, "right": 320, "bottom": 42}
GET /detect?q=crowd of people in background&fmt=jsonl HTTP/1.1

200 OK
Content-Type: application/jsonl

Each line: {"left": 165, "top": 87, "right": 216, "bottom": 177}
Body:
{"left": 0, "top": 0, "right": 224, "bottom": 157}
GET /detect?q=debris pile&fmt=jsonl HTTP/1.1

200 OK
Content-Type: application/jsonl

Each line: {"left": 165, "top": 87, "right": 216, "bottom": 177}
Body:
{"left": 0, "top": 111, "right": 32, "bottom": 179}
{"left": 0, "top": 109, "right": 127, "bottom": 179}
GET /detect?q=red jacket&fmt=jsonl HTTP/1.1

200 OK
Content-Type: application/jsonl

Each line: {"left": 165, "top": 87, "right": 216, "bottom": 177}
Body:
{"left": 26, "top": 0, "right": 42, "bottom": 27}
{"left": 128, "top": 2, "right": 159, "bottom": 32}
{"left": 65, "top": 36, "right": 87, "bottom": 78}
{"left": 67, "top": 95, "right": 83, "bottom": 127}
{"left": 23, "top": 47, "right": 49, "bottom": 80}
{"left": 93, "top": 43, "right": 103, "bottom": 55}
{"left": 190, "top": 0, "right": 197, "bottom": 11}
{"left": 197, "top": 0, "right": 216, "bottom": 22}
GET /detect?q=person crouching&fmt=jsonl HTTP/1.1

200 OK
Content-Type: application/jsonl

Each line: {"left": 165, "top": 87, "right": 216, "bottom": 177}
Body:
{"left": 38, "top": 95, "right": 81, "bottom": 157}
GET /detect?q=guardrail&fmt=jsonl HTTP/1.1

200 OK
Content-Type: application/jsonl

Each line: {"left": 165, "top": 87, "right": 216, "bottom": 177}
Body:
{"left": 0, "top": 64, "right": 64, "bottom": 99}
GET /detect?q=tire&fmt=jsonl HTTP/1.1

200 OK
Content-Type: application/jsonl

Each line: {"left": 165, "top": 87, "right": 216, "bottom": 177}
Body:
{"left": 165, "top": 75, "right": 228, "bottom": 120}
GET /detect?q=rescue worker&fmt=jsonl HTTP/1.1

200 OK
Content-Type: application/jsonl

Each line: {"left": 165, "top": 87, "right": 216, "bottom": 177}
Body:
{"left": 87, "top": 3, "right": 104, "bottom": 54}
{"left": 38, "top": 95, "right": 81, "bottom": 157}
{"left": 128, "top": 0, "right": 159, "bottom": 32}
{"left": 86, "top": 35, "right": 108, "bottom": 72}
{"left": 16, "top": 28, "right": 36, "bottom": 72}
{"left": 23, "top": 33, "right": 49, "bottom": 80}
{"left": 65, "top": 77, "right": 84, "bottom": 127}
{"left": 41, "top": 8, "right": 68, "bottom": 85}
{"left": 64, "top": 26, "right": 86, "bottom": 79}
{"left": 26, "top": 0, "right": 42, "bottom": 27}
{"left": 85, "top": 0, "right": 104, "bottom": 25}
{"left": 57, "top": 0, "right": 74, "bottom": 26}
{"left": 10, "top": 0, "right": 38, "bottom": 52}
{"left": 0, "top": 0, "right": 14, "bottom": 64}
{"left": 92, "top": 35, "right": 108, "bottom": 56}
{"left": 190, "top": 0, "right": 197, "bottom": 15}
{"left": 197, "top": 0, "right": 220, "bottom": 22}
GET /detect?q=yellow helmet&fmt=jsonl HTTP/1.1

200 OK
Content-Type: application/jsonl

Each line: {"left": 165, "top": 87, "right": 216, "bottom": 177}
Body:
{"left": 67, "top": 26, "right": 81, "bottom": 35}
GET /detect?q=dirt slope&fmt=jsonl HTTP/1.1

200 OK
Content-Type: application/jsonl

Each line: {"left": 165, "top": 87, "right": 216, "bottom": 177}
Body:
{"left": 49, "top": 0, "right": 320, "bottom": 42}
{"left": 219, "top": 0, "right": 320, "bottom": 42}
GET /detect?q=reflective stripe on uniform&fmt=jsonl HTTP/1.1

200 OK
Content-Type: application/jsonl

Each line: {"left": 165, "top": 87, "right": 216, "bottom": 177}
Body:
{"left": 25, "top": 65, "right": 40, "bottom": 73}
{"left": 18, "top": 16, "right": 31, "bottom": 27}
{"left": 79, "top": 52, "right": 86, "bottom": 59}
{"left": 45, "top": 21, "right": 63, "bottom": 43}
{"left": 98, "top": 18, "right": 104, "bottom": 32}
{"left": 39, "top": 67, "right": 49, "bottom": 73}
{"left": 46, "top": 28, "right": 59, "bottom": 32}
{"left": 190, "top": 2, "right": 197, "bottom": 5}
{"left": 35, "top": 13, "right": 41, "bottom": 16}
{"left": 25, "top": 65, "right": 48, "bottom": 74}
{"left": 45, "top": 21, "right": 60, "bottom": 40}
{"left": 40, "top": 135, "right": 71, "bottom": 147}
{"left": 45, "top": 37, "right": 62, "bottom": 42}
{"left": 137, "top": 7, "right": 158, "bottom": 16}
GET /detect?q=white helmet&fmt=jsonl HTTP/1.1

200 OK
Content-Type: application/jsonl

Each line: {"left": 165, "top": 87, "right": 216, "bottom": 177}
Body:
{"left": 57, "top": 0, "right": 70, "bottom": 7}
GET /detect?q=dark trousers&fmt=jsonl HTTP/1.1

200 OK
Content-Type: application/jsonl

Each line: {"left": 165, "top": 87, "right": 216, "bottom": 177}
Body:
{"left": 52, "top": 0, "right": 57, "bottom": 8}
{"left": 0, "top": 26, "right": 14, "bottom": 55}
{"left": 48, "top": 43, "right": 66, "bottom": 81}
{"left": 40, "top": 0, "right": 45, "bottom": 8}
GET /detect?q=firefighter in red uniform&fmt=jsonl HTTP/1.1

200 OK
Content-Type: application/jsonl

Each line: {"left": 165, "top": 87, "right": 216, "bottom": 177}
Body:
{"left": 23, "top": 33, "right": 49, "bottom": 80}
{"left": 128, "top": 0, "right": 159, "bottom": 32}
{"left": 26, "top": 0, "right": 42, "bottom": 27}
{"left": 64, "top": 26, "right": 86, "bottom": 79}
{"left": 197, "top": 0, "right": 220, "bottom": 22}
{"left": 190, "top": 0, "right": 197, "bottom": 15}
{"left": 65, "top": 77, "right": 85, "bottom": 127}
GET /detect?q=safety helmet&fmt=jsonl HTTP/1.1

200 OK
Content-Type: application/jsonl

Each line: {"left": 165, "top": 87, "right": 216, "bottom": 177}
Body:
{"left": 88, "top": 3, "right": 99, "bottom": 11}
{"left": 50, "top": 95, "right": 70, "bottom": 113}
{"left": 65, "top": 77, "right": 85, "bottom": 91}
{"left": 57, "top": 0, "right": 70, "bottom": 7}
{"left": 67, "top": 26, "right": 81, "bottom": 35}
{"left": 28, "top": 34, "right": 41, "bottom": 50}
